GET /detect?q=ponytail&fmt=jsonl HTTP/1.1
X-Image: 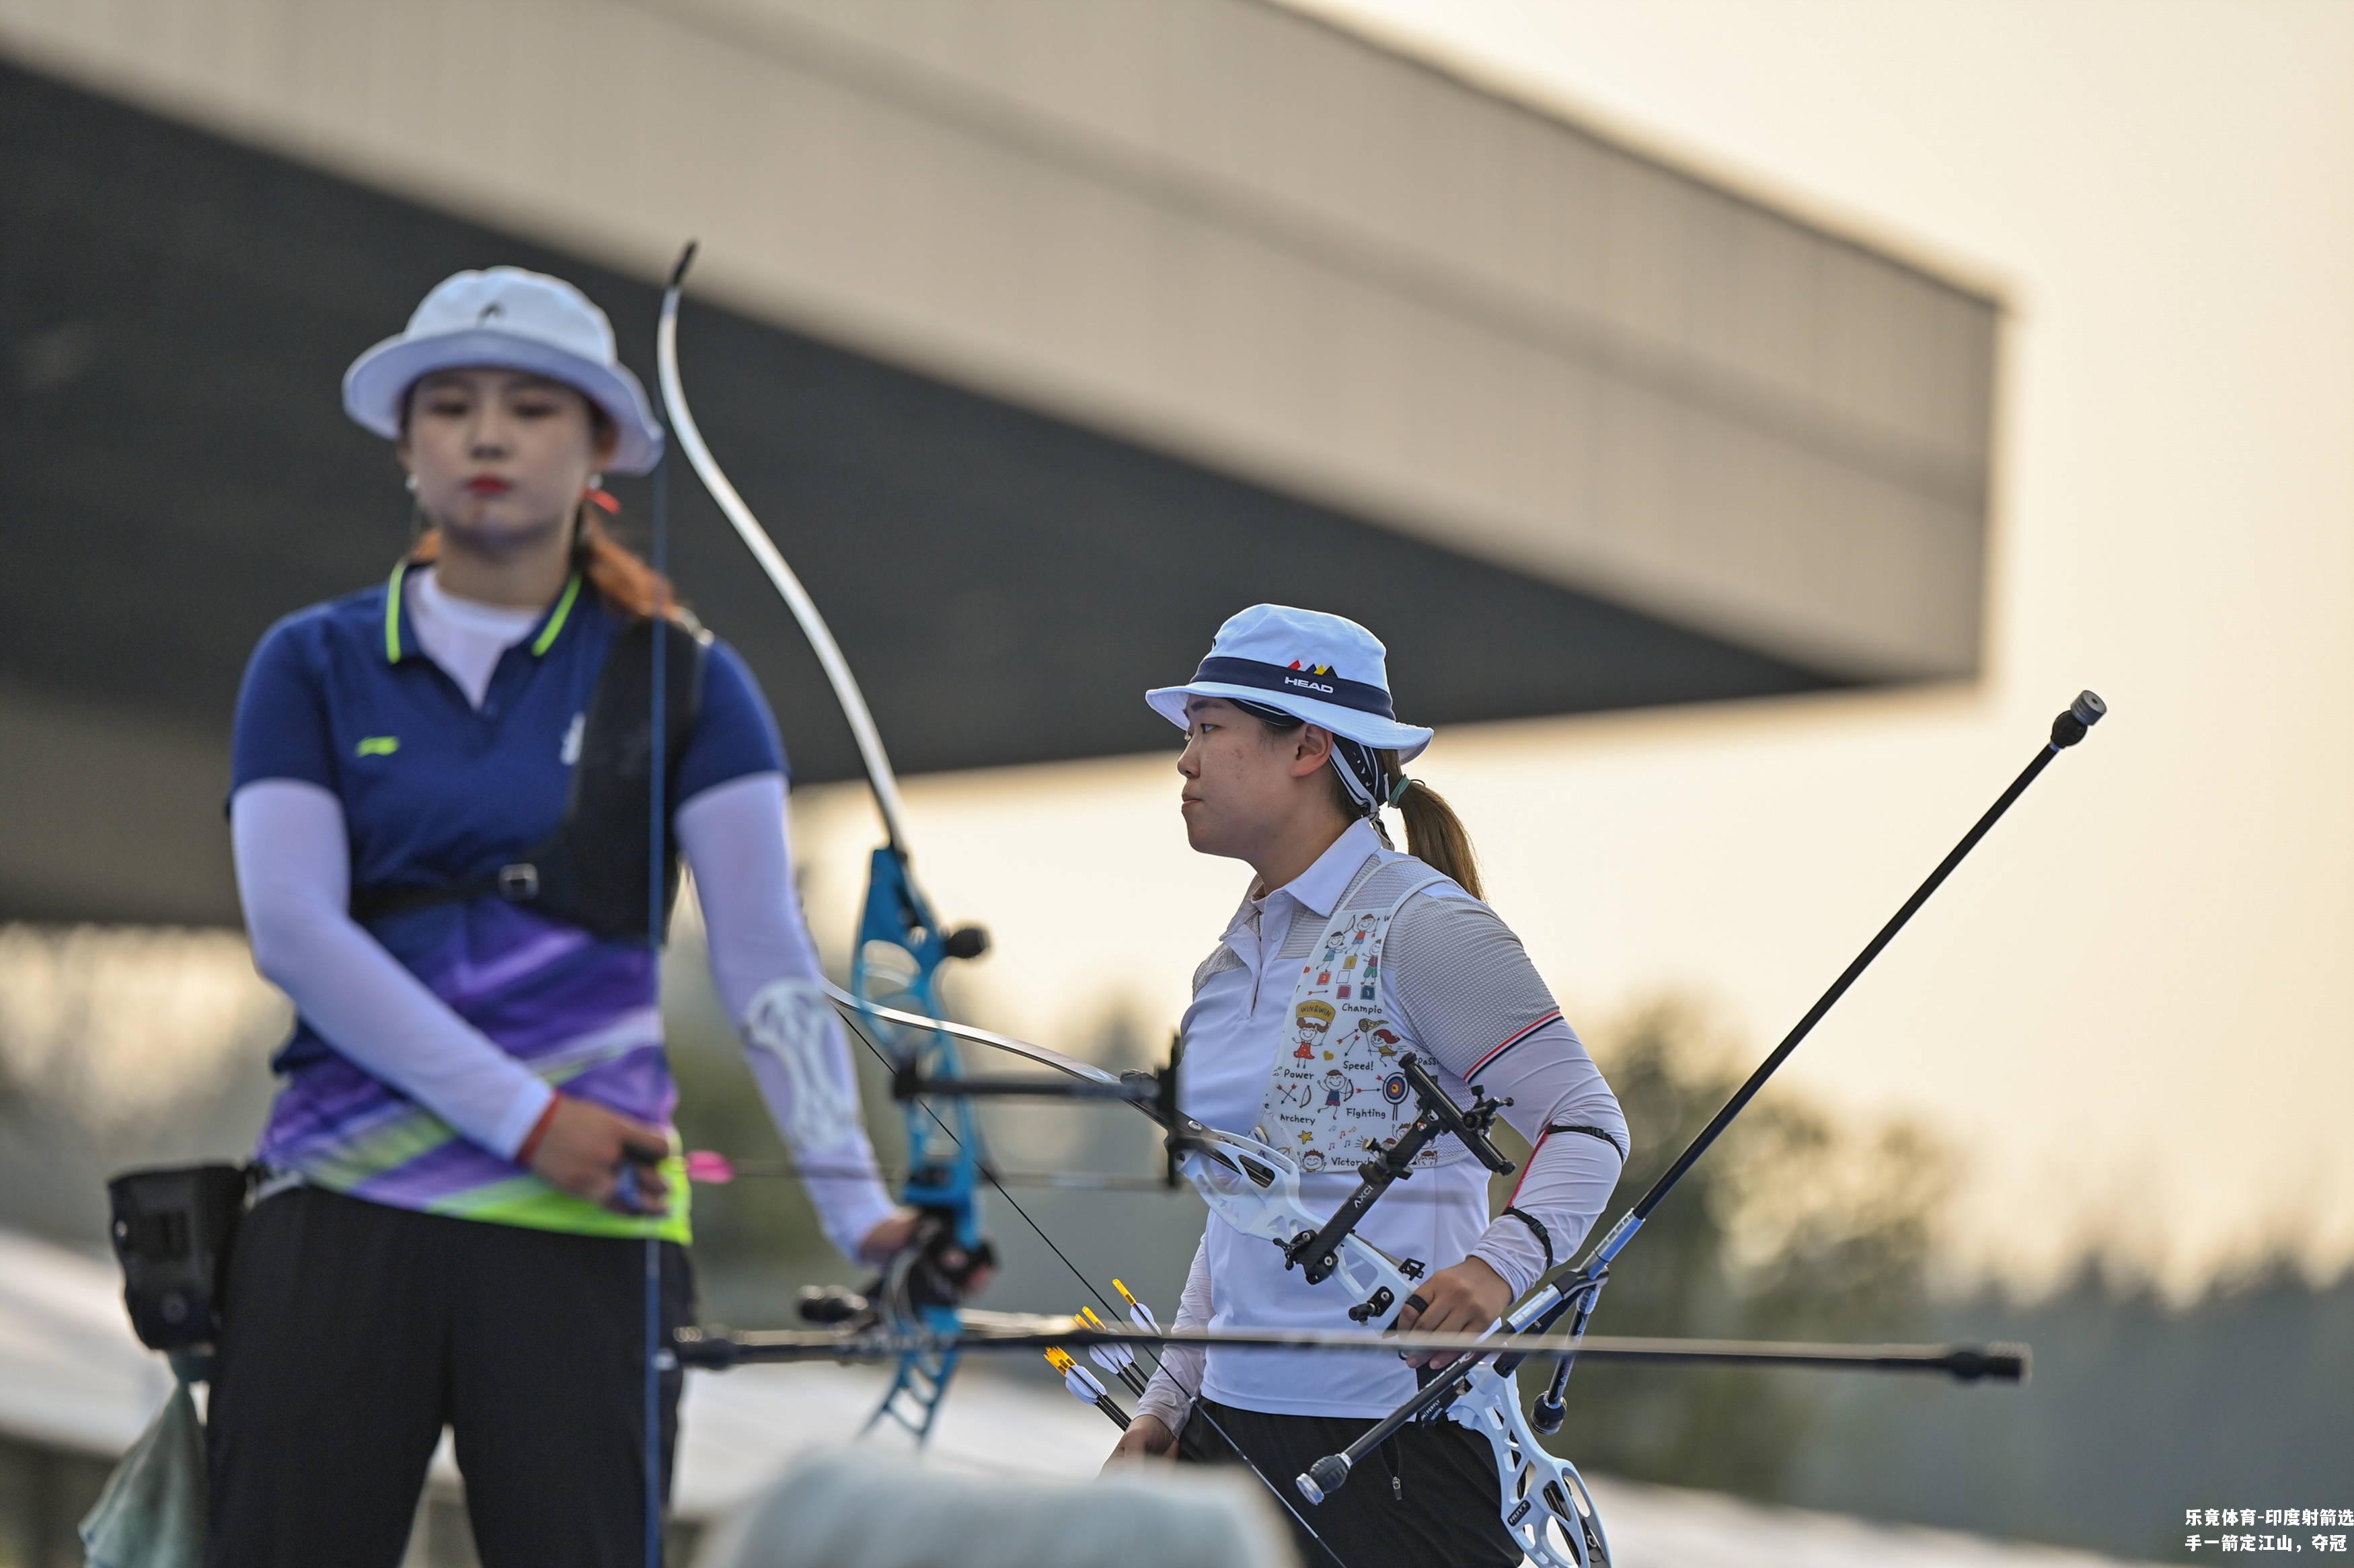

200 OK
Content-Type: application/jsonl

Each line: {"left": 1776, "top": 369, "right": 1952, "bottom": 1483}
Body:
{"left": 569, "top": 504, "right": 679, "bottom": 622}
{"left": 1245, "top": 706, "right": 1487, "bottom": 901}
{"left": 1388, "top": 770, "right": 1484, "bottom": 902}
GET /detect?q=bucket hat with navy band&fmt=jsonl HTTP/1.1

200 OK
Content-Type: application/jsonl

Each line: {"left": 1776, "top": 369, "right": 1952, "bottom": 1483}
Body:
{"left": 1146, "top": 604, "right": 1434, "bottom": 761}
{"left": 342, "top": 267, "right": 665, "bottom": 474}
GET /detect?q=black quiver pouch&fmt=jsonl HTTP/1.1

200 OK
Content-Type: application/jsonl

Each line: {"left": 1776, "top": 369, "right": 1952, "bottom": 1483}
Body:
{"left": 106, "top": 1164, "right": 252, "bottom": 1351}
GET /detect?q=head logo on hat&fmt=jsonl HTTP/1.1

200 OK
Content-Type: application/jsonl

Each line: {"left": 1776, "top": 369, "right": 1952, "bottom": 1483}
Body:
{"left": 342, "top": 266, "right": 666, "bottom": 474}
{"left": 1145, "top": 604, "right": 1434, "bottom": 762}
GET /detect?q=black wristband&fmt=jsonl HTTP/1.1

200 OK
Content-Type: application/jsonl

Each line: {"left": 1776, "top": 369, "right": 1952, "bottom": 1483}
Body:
{"left": 1546, "top": 1121, "right": 1628, "bottom": 1160}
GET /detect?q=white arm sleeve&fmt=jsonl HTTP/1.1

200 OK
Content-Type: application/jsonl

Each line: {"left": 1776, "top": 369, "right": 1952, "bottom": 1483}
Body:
{"left": 676, "top": 772, "right": 899, "bottom": 1262}
{"left": 1387, "top": 894, "right": 1630, "bottom": 1297}
{"left": 1133, "top": 1235, "right": 1213, "bottom": 1433}
{"left": 230, "top": 779, "right": 556, "bottom": 1158}
{"left": 1459, "top": 1017, "right": 1628, "bottom": 1295}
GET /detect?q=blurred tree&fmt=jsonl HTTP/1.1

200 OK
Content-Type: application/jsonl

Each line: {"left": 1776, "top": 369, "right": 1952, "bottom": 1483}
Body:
{"left": 1508, "top": 1000, "right": 1953, "bottom": 1499}
{"left": 1790, "top": 1247, "right": 2354, "bottom": 1557}
{"left": 0, "top": 924, "right": 282, "bottom": 1248}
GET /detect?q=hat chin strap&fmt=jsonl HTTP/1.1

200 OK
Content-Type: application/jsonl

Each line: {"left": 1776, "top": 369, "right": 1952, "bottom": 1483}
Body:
{"left": 1328, "top": 736, "right": 1391, "bottom": 819}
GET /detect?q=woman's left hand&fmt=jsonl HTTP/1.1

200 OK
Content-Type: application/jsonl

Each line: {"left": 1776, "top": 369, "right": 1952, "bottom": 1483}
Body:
{"left": 1393, "top": 1256, "right": 1514, "bottom": 1369}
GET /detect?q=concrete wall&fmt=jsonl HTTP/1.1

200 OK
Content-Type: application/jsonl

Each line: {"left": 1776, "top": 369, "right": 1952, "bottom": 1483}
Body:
{"left": 0, "top": 0, "right": 1995, "bottom": 682}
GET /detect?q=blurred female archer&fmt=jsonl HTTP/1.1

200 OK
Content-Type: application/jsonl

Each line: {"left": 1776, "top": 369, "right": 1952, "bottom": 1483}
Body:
{"left": 210, "top": 267, "right": 952, "bottom": 1566}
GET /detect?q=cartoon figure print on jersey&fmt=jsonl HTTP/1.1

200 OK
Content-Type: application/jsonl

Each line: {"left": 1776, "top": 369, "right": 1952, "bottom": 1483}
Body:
{"left": 1339, "top": 1016, "right": 1404, "bottom": 1073}
{"left": 1259, "top": 864, "right": 1451, "bottom": 1173}
{"left": 1292, "top": 998, "right": 1335, "bottom": 1061}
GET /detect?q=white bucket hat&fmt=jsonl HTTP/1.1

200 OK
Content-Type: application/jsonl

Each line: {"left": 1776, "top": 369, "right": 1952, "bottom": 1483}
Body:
{"left": 1146, "top": 604, "right": 1434, "bottom": 761}
{"left": 342, "top": 267, "right": 665, "bottom": 474}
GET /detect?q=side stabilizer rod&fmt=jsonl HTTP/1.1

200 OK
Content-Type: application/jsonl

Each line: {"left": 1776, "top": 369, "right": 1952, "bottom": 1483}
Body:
{"left": 671, "top": 1321, "right": 2027, "bottom": 1383}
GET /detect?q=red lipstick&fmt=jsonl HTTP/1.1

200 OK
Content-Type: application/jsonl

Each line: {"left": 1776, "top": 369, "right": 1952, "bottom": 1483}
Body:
{"left": 467, "top": 477, "right": 512, "bottom": 497}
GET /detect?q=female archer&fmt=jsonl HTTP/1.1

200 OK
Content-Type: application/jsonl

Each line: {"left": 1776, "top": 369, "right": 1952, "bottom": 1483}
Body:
{"left": 1108, "top": 605, "right": 1629, "bottom": 1568}
{"left": 211, "top": 267, "right": 946, "bottom": 1566}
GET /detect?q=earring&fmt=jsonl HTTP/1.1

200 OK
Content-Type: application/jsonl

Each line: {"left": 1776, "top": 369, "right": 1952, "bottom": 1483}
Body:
{"left": 404, "top": 473, "right": 418, "bottom": 494}
{"left": 587, "top": 472, "right": 604, "bottom": 490}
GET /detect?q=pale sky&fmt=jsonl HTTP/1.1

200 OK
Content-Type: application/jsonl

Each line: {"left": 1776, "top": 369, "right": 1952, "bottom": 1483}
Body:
{"left": 778, "top": 0, "right": 2354, "bottom": 1298}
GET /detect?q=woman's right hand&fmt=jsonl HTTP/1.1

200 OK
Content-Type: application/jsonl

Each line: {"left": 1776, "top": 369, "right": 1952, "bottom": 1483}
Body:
{"left": 1104, "top": 1414, "right": 1178, "bottom": 1469}
{"left": 523, "top": 1094, "right": 672, "bottom": 1212}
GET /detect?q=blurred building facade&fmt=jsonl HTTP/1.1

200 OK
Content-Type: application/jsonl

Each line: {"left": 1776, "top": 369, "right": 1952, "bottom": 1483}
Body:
{"left": 0, "top": 0, "right": 1996, "bottom": 930}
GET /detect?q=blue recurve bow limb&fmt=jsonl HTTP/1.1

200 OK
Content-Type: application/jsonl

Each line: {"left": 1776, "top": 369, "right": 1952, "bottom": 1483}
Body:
{"left": 656, "top": 244, "right": 985, "bottom": 1444}
{"left": 655, "top": 247, "right": 1354, "bottom": 1565}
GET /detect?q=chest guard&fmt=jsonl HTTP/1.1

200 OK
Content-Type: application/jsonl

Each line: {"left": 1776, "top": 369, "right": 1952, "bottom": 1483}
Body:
{"left": 351, "top": 614, "right": 710, "bottom": 943}
{"left": 1259, "top": 854, "right": 1455, "bottom": 1176}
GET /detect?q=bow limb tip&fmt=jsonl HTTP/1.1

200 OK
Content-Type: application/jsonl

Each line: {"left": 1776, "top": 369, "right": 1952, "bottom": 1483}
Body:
{"left": 669, "top": 241, "right": 700, "bottom": 290}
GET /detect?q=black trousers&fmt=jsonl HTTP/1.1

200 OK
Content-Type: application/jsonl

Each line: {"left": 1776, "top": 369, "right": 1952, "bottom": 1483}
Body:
{"left": 1178, "top": 1396, "right": 1521, "bottom": 1568}
{"left": 205, "top": 1185, "right": 693, "bottom": 1568}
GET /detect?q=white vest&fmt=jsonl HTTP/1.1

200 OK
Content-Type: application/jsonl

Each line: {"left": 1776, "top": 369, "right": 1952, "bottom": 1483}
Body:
{"left": 1256, "top": 855, "right": 1453, "bottom": 1177}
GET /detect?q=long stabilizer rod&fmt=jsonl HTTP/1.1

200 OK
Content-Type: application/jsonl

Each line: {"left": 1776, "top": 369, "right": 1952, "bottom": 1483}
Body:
{"left": 1300, "top": 693, "right": 2103, "bottom": 1503}
{"left": 1577, "top": 690, "right": 2106, "bottom": 1273}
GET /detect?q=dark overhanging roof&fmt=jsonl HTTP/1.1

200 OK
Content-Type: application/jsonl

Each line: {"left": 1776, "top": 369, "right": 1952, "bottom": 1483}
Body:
{"left": 3, "top": 62, "right": 1838, "bottom": 772}
{"left": 1, "top": 61, "right": 1842, "bottom": 925}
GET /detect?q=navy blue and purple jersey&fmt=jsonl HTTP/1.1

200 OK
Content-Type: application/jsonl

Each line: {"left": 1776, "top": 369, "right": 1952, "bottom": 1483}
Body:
{"left": 231, "top": 562, "right": 782, "bottom": 1240}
